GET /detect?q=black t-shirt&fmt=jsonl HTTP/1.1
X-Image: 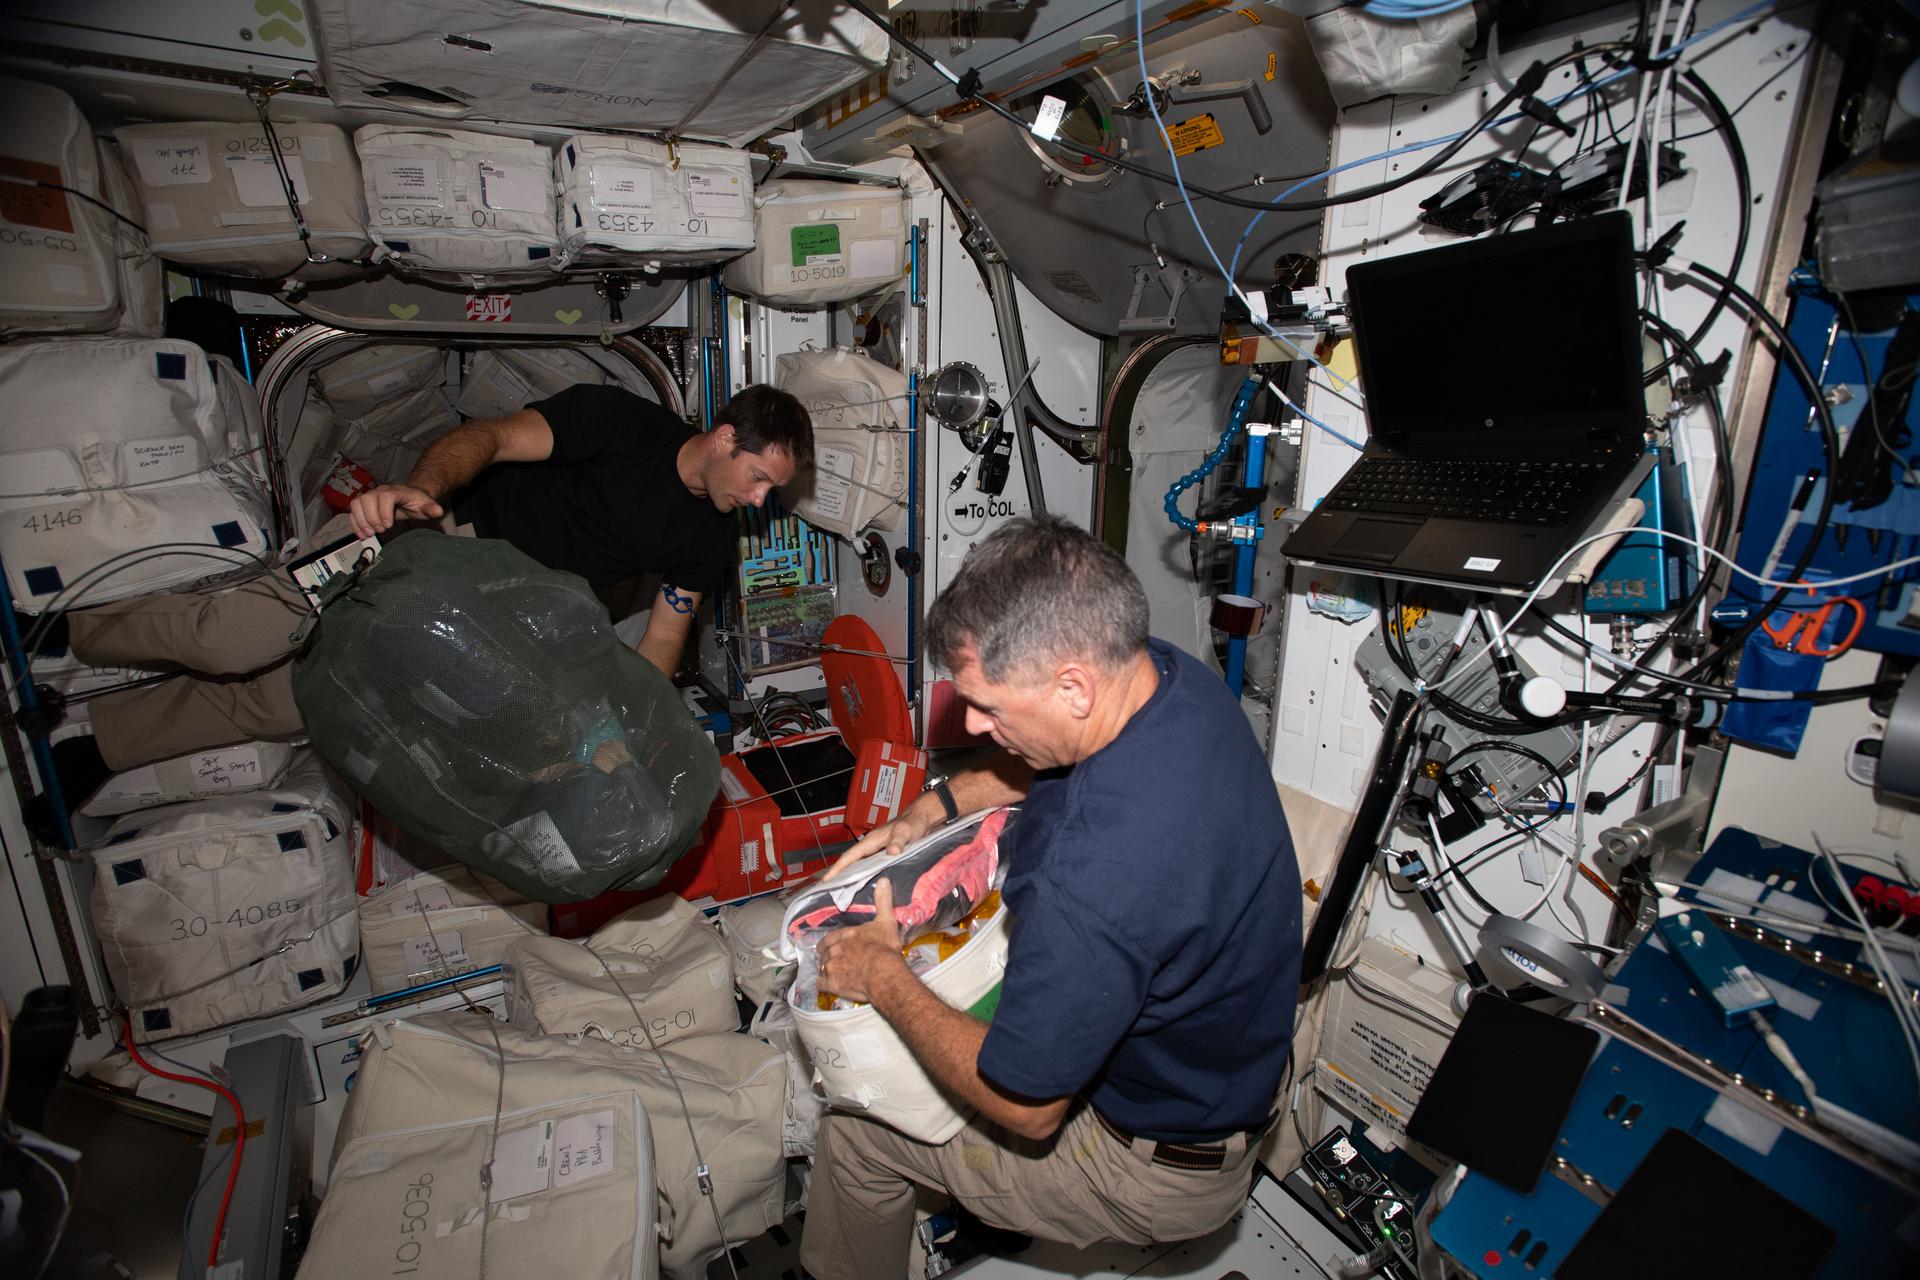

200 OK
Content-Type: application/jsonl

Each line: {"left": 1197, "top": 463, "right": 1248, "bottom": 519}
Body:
{"left": 456, "top": 385, "right": 731, "bottom": 596}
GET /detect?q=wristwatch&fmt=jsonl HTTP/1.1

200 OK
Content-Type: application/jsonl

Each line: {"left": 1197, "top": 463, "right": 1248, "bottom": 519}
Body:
{"left": 925, "top": 776, "right": 958, "bottom": 825}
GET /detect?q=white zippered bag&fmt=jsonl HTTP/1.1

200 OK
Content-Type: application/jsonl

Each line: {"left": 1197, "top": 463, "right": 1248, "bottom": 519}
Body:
{"left": 0, "top": 77, "right": 123, "bottom": 336}
{"left": 356, "top": 126, "right": 562, "bottom": 283}
{"left": 81, "top": 741, "right": 298, "bottom": 818}
{"left": 359, "top": 864, "right": 547, "bottom": 995}
{"left": 722, "top": 180, "right": 907, "bottom": 306}
{"left": 555, "top": 136, "right": 753, "bottom": 264}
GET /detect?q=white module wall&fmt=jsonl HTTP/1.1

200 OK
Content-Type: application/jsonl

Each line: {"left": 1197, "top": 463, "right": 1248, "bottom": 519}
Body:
{"left": 1269, "top": 0, "right": 1825, "bottom": 971}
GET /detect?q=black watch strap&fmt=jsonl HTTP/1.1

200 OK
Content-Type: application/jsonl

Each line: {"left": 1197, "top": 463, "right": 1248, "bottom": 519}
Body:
{"left": 928, "top": 778, "right": 959, "bottom": 824}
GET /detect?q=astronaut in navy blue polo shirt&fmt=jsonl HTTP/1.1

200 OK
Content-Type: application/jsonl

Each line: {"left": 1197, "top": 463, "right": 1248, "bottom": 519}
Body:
{"left": 803, "top": 516, "right": 1302, "bottom": 1280}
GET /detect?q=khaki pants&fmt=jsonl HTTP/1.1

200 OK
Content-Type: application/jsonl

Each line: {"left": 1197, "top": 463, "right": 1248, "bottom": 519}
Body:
{"left": 799, "top": 1103, "right": 1257, "bottom": 1280}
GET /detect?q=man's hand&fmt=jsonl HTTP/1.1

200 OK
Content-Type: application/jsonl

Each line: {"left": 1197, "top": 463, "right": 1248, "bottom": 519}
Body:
{"left": 816, "top": 879, "right": 908, "bottom": 1004}
{"left": 348, "top": 483, "right": 443, "bottom": 539}
{"left": 827, "top": 800, "right": 940, "bottom": 880}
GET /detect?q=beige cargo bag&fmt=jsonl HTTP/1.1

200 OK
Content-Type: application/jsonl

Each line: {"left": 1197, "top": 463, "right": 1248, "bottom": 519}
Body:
{"left": 86, "top": 752, "right": 357, "bottom": 1041}
{"left": 340, "top": 386, "right": 458, "bottom": 483}
{"left": 312, "top": 343, "right": 446, "bottom": 417}
{"left": 360, "top": 864, "right": 547, "bottom": 995}
{"left": 555, "top": 136, "right": 753, "bottom": 264}
{"left": 332, "top": 1012, "right": 787, "bottom": 1279}
{"left": 0, "top": 340, "right": 276, "bottom": 612}
{"left": 716, "top": 895, "right": 794, "bottom": 1007}
{"left": 97, "top": 141, "right": 166, "bottom": 338}
{"left": 81, "top": 741, "right": 298, "bottom": 818}
{"left": 773, "top": 348, "right": 909, "bottom": 539}
{"left": 722, "top": 180, "right": 907, "bottom": 306}
{"left": 112, "top": 121, "right": 370, "bottom": 279}
{"left": 0, "top": 78, "right": 123, "bottom": 336}
{"left": 507, "top": 895, "right": 736, "bottom": 1050}
{"left": 747, "top": 999, "right": 821, "bottom": 1159}
{"left": 301, "top": 1081, "right": 657, "bottom": 1280}
{"left": 355, "top": 126, "right": 562, "bottom": 282}
{"left": 454, "top": 346, "right": 611, "bottom": 422}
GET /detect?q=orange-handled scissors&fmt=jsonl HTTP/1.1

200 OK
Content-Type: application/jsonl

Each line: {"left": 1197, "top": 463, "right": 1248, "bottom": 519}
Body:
{"left": 1761, "top": 595, "right": 1866, "bottom": 656}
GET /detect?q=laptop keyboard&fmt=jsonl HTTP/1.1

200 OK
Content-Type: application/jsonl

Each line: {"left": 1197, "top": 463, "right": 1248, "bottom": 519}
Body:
{"left": 1323, "top": 457, "right": 1605, "bottom": 526}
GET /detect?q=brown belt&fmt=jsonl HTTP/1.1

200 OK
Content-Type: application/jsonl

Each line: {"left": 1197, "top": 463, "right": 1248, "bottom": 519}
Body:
{"left": 1093, "top": 1108, "right": 1271, "bottom": 1173}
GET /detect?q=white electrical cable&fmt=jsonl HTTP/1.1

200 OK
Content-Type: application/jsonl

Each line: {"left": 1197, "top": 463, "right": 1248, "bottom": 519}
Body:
{"left": 1811, "top": 833, "right": 1920, "bottom": 1102}
{"left": 1616, "top": 0, "right": 1675, "bottom": 218}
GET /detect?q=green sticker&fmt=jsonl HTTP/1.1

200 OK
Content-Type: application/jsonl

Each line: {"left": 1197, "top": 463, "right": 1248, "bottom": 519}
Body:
{"left": 791, "top": 223, "right": 841, "bottom": 265}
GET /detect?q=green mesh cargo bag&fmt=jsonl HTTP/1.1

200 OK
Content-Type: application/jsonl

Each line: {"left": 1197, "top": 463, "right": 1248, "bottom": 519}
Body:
{"left": 292, "top": 532, "right": 719, "bottom": 903}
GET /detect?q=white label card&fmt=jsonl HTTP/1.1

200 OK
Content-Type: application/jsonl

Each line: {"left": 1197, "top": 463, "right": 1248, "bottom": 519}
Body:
{"left": 1463, "top": 556, "right": 1501, "bottom": 572}
{"left": 508, "top": 812, "right": 580, "bottom": 876}
{"left": 403, "top": 929, "right": 467, "bottom": 974}
{"left": 685, "top": 168, "right": 747, "bottom": 219}
{"left": 371, "top": 156, "right": 441, "bottom": 203}
{"left": 192, "top": 747, "right": 262, "bottom": 791}
{"left": 807, "top": 445, "right": 856, "bottom": 523}
{"left": 122, "top": 437, "right": 200, "bottom": 483}
{"left": 591, "top": 164, "right": 653, "bottom": 209}
{"left": 480, "top": 162, "right": 548, "bottom": 214}
{"left": 848, "top": 238, "right": 896, "bottom": 279}
{"left": 488, "top": 1119, "right": 553, "bottom": 1202}
{"left": 553, "top": 1110, "right": 617, "bottom": 1188}
{"left": 717, "top": 769, "right": 749, "bottom": 803}
{"left": 872, "top": 763, "right": 902, "bottom": 813}
{"left": 225, "top": 153, "right": 310, "bottom": 207}
{"left": 1031, "top": 95, "right": 1067, "bottom": 142}
{"left": 389, "top": 886, "right": 457, "bottom": 918}
{"left": 131, "top": 138, "right": 212, "bottom": 187}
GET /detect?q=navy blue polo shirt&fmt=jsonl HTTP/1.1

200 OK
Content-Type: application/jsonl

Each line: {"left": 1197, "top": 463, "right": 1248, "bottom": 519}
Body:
{"left": 977, "top": 639, "right": 1302, "bottom": 1143}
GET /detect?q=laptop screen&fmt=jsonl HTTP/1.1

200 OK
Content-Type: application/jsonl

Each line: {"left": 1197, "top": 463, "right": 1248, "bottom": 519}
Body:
{"left": 1346, "top": 212, "right": 1644, "bottom": 440}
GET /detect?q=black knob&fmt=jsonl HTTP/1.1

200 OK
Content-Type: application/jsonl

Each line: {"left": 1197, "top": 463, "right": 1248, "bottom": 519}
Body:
{"left": 894, "top": 547, "right": 923, "bottom": 575}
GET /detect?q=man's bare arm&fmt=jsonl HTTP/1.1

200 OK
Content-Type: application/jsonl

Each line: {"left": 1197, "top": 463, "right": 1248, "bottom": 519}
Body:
{"left": 348, "top": 409, "right": 555, "bottom": 537}
{"left": 634, "top": 585, "right": 699, "bottom": 676}
{"left": 829, "top": 751, "right": 1033, "bottom": 875}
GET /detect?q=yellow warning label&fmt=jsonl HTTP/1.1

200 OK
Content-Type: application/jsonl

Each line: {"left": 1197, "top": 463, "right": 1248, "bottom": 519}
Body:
{"left": 1266, "top": 51, "right": 1278, "bottom": 82}
{"left": 1236, "top": 5, "right": 1263, "bottom": 21}
{"left": 1165, "top": 113, "right": 1225, "bottom": 159}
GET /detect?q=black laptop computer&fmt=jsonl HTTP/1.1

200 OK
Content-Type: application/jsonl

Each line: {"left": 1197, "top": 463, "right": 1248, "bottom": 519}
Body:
{"left": 1281, "top": 211, "right": 1653, "bottom": 595}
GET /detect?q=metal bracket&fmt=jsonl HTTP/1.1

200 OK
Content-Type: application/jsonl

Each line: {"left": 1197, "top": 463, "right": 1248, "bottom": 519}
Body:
{"left": 1119, "top": 262, "right": 1200, "bottom": 335}
{"left": 1595, "top": 745, "right": 1724, "bottom": 873}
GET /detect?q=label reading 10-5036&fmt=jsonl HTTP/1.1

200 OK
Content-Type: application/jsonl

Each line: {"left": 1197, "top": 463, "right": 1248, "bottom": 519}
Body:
{"left": 393, "top": 1171, "right": 433, "bottom": 1274}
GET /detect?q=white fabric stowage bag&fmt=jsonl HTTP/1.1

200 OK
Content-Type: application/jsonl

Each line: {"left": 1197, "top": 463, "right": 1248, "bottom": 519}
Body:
{"left": 716, "top": 895, "right": 794, "bottom": 1007}
{"left": 87, "top": 752, "right": 357, "bottom": 1042}
{"left": 359, "top": 864, "right": 547, "bottom": 995}
{"left": 508, "top": 895, "right": 736, "bottom": 1050}
{"left": 355, "top": 126, "right": 561, "bottom": 281}
{"left": 454, "top": 346, "right": 611, "bottom": 422}
{"left": 556, "top": 136, "right": 753, "bottom": 264}
{"left": 330, "top": 1012, "right": 786, "bottom": 1280}
{"left": 340, "top": 387, "right": 458, "bottom": 483}
{"left": 722, "top": 180, "right": 907, "bottom": 306}
{"left": 773, "top": 348, "right": 909, "bottom": 539}
{"left": 0, "top": 339, "right": 275, "bottom": 612}
{"left": 112, "top": 121, "right": 370, "bottom": 279}
{"left": 81, "top": 741, "right": 298, "bottom": 818}
{"left": 312, "top": 343, "right": 446, "bottom": 418}
{"left": 311, "top": 0, "right": 887, "bottom": 147}
{"left": 98, "top": 141, "right": 166, "bottom": 338}
{"left": 0, "top": 77, "right": 123, "bottom": 336}
{"left": 747, "top": 999, "right": 821, "bottom": 1158}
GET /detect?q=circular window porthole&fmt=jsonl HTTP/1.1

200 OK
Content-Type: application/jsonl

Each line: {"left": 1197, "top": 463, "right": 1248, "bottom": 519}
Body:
{"left": 1009, "top": 78, "right": 1125, "bottom": 187}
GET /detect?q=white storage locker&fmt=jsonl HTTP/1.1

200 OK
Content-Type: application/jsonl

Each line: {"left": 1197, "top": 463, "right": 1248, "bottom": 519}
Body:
{"left": 339, "top": 386, "right": 459, "bottom": 483}
{"left": 722, "top": 179, "right": 907, "bottom": 306}
{"left": 311, "top": 0, "right": 887, "bottom": 147}
{"left": 0, "top": 339, "right": 275, "bottom": 612}
{"left": 358, "top": 864, "right": 546, "bottom": 995}
{"left": 454, "top": 346, "right": 611, "bottom": 422}
{"left": 773, "top": 347, "right": 909, "bottom": 539}
{"left": 0, "top": 77, "right": 124, "bottom": 336}
{"left": 555, "top": 135, "right": 753, "bottom": 265}
{"left": 86, "top": 751, "right": 358, "bottom": 1042}
{"left": 311, "top": 342, "right": 447, "bottom": 418}
{"left": 112, "top": 121, "right": 370, "bottom": 280}
{"left": 354, "top": 126, "right": 562, "bottom": 281}
{"left": 81, "top": 740, "right": 299, "bottom": 817}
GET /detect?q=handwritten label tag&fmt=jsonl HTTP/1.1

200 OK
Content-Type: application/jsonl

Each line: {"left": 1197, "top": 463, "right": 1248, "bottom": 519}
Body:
{"left": 506, "top": 812, "right": 579, "bottom": 875}
{"left": 553, "top": 1110, "right": 617, "bottom": 1188}
{"left": 192, "top": 746, "right": 261, "bottom": 791}
{"left": 403, "top": 930, "right": 468, "bottom": 975}
{"left": 131, "top": 138, "right": 212, "bottom": 187}
{"left": 389, "top": 886, "right": 456, "bottom": 918}
{"left": 123, "top": 437, "right": 199, "bottom": 483}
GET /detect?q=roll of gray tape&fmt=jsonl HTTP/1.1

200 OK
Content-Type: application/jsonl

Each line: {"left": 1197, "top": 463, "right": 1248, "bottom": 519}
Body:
{"left": 1880, "top": 675, "right": 1920, "bottom": 802}
{"left": 1477, "top": 914, "right": 1607, "bottom": 1001}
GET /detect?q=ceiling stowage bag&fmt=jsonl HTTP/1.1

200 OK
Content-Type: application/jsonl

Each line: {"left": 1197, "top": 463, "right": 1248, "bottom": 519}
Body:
{"left": 357, "top": 863, "right": 547, "bottom": 995}
{"left": 339, "top": 386, "right": 458, "bottom": 483}
{"left": 773, "top": 347, "right": 909, "bottom": 539}
{"left": 86, "top": 751, "right": 357, "bottom": 1042}
{"left": 80, "top": 741, "right": 299, "bottom": 818}
{"left": 312, "top": 342, "right": 446, "bottom": 418}
{"left": 111, "top": 121, "right": 371, "bottom": 280}
{"left": 327, "top": 1011, "right": 786, "bottom": 1280}
{"left": 722, "top": 179, "right": 907, "bottom": 307}
{"left": 0, "top": 77, "right": 122, "bottom": 336}
{"left": 505, "top": 894, "right": 737, "bottom": 1050}
{"left": 292, "top": 532, "right": 721, "bottom": 903}
{"left": 555, "top": 135, "right": 754, "bottom": 264}
{"left": 353, "top": 126, "right": 561, "bottom": 282}
{"left": 0, "top": 340, "right": 275, "bottom": 612}
{"left": 310, "top": 0, "right": 888, "bottom": 147}
{"left": 454, "top": 346, "right": 612, "bottom": 422}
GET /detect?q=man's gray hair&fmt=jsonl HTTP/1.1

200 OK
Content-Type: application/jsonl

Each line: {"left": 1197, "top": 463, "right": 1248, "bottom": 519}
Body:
{"left": 926, "top": 516, "right": 1149, "bottom": 683}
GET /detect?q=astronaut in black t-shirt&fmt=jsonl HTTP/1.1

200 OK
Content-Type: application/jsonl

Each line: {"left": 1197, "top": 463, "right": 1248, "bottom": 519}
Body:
{"left": 350, "top": 383, "right": 814, "bottom": 675}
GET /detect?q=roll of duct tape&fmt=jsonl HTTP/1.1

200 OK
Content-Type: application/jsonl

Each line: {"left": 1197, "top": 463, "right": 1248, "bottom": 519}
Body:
{"left": 1210, "top": 594, "right": 1268, "bottom": 637}
{"left": 1477, "top": 914, "right": 1607, "bottom": 1002}
{"left": 1880, "top": 674, "right": 1920, "bottom": 802}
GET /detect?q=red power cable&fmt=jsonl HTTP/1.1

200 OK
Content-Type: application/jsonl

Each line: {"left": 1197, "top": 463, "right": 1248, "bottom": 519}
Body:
{"left": 123, "top": 1024, "right": 246, "bottom": 1270}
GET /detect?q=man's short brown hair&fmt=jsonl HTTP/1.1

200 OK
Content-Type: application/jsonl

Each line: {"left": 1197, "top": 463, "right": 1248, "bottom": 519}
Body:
{"left": 719, "top": 385, "right": 814, "bottom": 471}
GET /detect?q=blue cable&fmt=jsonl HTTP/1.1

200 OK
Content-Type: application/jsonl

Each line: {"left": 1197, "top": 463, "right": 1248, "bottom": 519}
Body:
{"left": 1165, "top": 377, "right": 1259, "bottom": 532}
{"left": 1365, "top": 0, "right": 1478, "bottom": 16}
